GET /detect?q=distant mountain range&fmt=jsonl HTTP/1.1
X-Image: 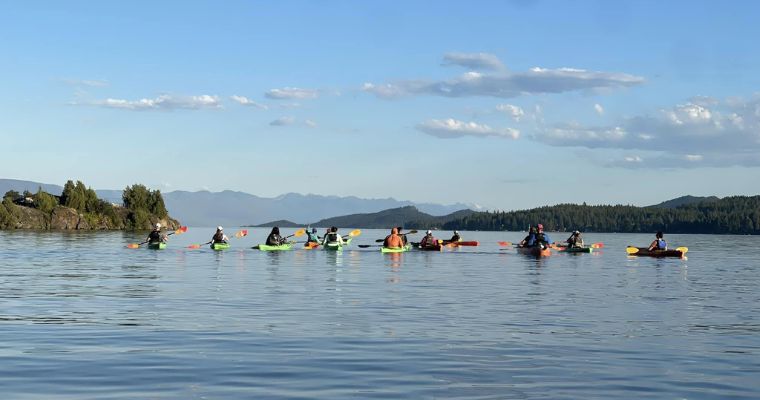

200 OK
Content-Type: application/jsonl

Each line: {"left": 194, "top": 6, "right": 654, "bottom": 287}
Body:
{"left": 255, "top": 206, "right": 476, "bottom": 229}
{"left": 1, "top": 179, "right": 479, "bottom": 226}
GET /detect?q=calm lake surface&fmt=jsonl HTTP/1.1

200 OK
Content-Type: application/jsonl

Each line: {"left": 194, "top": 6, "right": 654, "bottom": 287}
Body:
{"left": 1, "top": 228, "right": 758, "bottom": 399}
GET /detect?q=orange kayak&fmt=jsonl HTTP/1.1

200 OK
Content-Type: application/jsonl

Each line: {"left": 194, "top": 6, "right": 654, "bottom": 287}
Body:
{"left": 516, "top": 246, "right": 551, "bottom": 257}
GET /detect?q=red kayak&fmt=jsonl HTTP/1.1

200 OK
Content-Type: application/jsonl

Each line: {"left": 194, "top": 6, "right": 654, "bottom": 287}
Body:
{"left": 516, "top": 246, "right": 551, "bottom": 257}
{"left": 444, "top": 241, "right": 479, "bottom": 247}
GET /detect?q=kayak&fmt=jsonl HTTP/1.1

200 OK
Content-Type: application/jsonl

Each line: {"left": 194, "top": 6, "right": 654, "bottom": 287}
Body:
{"left": 324, "top": 238, "right": 352, "bottom": 251}
{"left": 211, "top": 242, "right": 230, "bottom": 251}
{"left": 303, "top": 242, "right": 320, "bottom": 250}
{"left": 444, "top": 241, "right": 479, "bottom": 247}
{"left": 381, "top": 244, "right": 412, "bottom": 253}
{"left": 256, "top": 243, "right": 293, "bottom": 251}
{"left": 147, "top": 242, "right": 167, "bottom": 250}
{"left": 554, "top": 245, "right": 593, "bottom": 254}
{"left": 516, "top": 246, "right": 552, "bottom": 257}
{"left": 627, "top": 247, "right": 686, "bottom": 258}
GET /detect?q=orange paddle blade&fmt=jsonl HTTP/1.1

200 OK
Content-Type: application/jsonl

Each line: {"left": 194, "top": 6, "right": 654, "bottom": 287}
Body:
{"left": 187, "top": 244, "right": 201, "bottom": 249}
{"left": 235, "top": 230, "right": 248, "bottom": 238}
{"left": 591, "top": 242, "right": 604, "bottom": 249}
{"left": 175, "top": 226, "right": 188, "bottom": 234}
{"left": 127, "top": 244, "right": 140, "bottom": 249}
{"left": 497, "top": 241, "right": 512, "bottom": 246}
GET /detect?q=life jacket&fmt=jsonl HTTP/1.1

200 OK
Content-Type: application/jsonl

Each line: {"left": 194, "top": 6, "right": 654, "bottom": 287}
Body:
{"left": 421, "top": 235, "right": 437, "bottom": 247}
{"left": 148, "top": 230, "right": 162, "bottom": 243}
{"left": 656, "top": 239, "right": 667, "bottom": 250}
{"left": 534, "top": 232, "right": 548, "bottom": 246}
{"left": 306, "top": 232, "right": 319, "bottom": 243}
{"left": 326, "top": 232, "right": 339, "bottom": 242}
{"left": 213, "top": 232, "right": 225, "bottom": 242}
{"left": 450, "top": 234, "right": 461, "bottom": 242}
{"left": 266, "top": 233, "right": 282, "bottom": 246}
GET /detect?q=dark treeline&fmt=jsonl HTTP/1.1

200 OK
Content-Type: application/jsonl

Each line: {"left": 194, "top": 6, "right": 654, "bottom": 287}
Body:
{"left": 441, "top": 196, "right": 760, "bottom": 234}
{"left": 1, "top": 180, "right": 173, "bottom": 230}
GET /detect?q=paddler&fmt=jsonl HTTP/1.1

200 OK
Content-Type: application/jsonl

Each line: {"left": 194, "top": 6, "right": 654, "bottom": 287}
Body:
{"left": 305, "top": 227, "right": 320, "bottom": 246}
{"left": 449, "top": 230, "right": 461, "bottom": 242}
{"left": 647, "top": 231, "right": 667, "bottom": 251}
{"left": 146, "top": 223, "right": 168, "bottom": 244}
{"left": 419, "top": 230, "right": 439, "bottom": 248}
{"left": 383, "top": 227, "right": 405, "bottom": 249}
{"left": 396, "top": 226, "right": 409, "bottom": 245}
{"left": 211, "top": 226, "right": 229, "bottom": 245}
{"left": 518, "top": 226, "right": 536, "bottom": 247}
{"left": 322, "top": 226, "right": 344, "bottom": 246}
{"left": 533, "top": 224, "right": 552, "bottom": 249}
{"left": 266, "top": 226, "right": 286, "bottom": 246}
{"left": 566, "top": 230, "right": 584, "bottom": 248}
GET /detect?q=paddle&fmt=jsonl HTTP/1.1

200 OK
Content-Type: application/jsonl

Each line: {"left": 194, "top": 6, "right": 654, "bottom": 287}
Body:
{"left": 127, "top": 226, "right": 188, "bottom": 248}
{"left": 375, "top": 229, "right": 418, "bottom": 243}
{"left": 187, "top": 229, "right": 248, "bottom": 249}
{"left": 627, "top": 246, "right": 688, "bottom": 254}
{"left": 358, "top": 244, "right": 382, "bottom": 248}
{"left": 497, "top": 241, "right": 512, "bottom": 246}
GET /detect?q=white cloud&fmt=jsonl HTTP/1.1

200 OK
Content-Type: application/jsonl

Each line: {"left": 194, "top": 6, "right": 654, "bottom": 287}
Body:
{"left": 594, "top": 103, "right": 604, "bottom": 115}
{"left": 416, "top": 118, "right": 519, "bottom": 139}
{"left": 533, "top": 94, "right": 760, "bottom": 168}
{"left": 304, "top": 119, "right": 317, "bottom": 128}
{"left": 270, "top": 116, "right": 295, "bottom": 126}
{"left": 93, "top": 94, "right": 221, "bottom": 110}
{"left": 496, "top": 104, "right": 525, "bottom": 121}
{"left": 363, "top": 56, "right": 644, "bottom": 99}
{"left": 442, "top": 52, "right": 505, "bottom": 71}
{"left": 230, "top": 95, "right": 268, "bottom": 110}
{"left": 265, "top": 87, "right": 319, "bottom": 100}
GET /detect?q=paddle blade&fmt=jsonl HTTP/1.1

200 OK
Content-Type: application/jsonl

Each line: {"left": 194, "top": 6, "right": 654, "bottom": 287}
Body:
{"left": 590, "top": 242, "right": 604, "bottom": 249}
{"left": 235, "top": 229, "right": 249, "bottom": 238}
{"left": 676, "top": 246, "right": 689, "bottom": 254}
{"left": 348, "top": 229, "right": 361, "bottom": 237}
{"left": 626, "top": 246, "right": 640, "bottom": 254}
{"left": 127, "top": 243, "right": 140, "bottom": 249}
{"left": 187, "top": 244, "right": 201, "bottom": 249}
{"left": 293, "top": 229, "right": 306, "bottom": 237}
{"left": 175, "top": 226, "right": 188, "bottom": 234}
{"left": 407, "top": 230, "right": 418, "bottom": 235}
{"left": 497, "top": 241, "right": 512, "bottom": 246}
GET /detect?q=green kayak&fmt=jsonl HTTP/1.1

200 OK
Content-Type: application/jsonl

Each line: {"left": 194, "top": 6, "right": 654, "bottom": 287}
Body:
{"left": 381, "top": 244, "right": 411, "bottom": 253}
{"left": 255, "top": 243, "right": 293, "bottom": 251}
{"left": 147, "top": 242, "right": 167, "bottom": 250}
{"left": 324, "top": 238, "right": 352, "bottom": 251}
{"left": 563, "top": 246, "right": 593, "bottom": 254}
{"left": 211, "top": 242, "right": 230, "bottom": 250}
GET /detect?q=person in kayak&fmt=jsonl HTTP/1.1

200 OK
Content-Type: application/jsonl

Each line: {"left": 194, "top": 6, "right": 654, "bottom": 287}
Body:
{"left": 383, "top": 227, "right": 405, "bottom": 249}
{"left": 305, "top": 228, "right": 320, "bottom": 246}
{"left": 322, "top": 226, "right": 344, "bottom": 246}
{"left": 212, "top": 226, "right": 229, "bottom": 244}
{"left": 396, "top": 226, "right": 409, "bottom": 245}
{"left": 266, "top": 226, "right": 286, "bottom": 246}
{"left": 648, "top": 231, "right": 667, "bottom": 251}
{"left": 146, "top": 223, "right": 168, "bottom": 244}
{"left": 532, "top": 224, "right": 552, "bottom": 249}
{"left": 566, "top": 230, "right": 584, "bottom": 248}
{"left": 419, "top": 230, "right": 439, "bottom": 248}
{"left": 518, "top": 226, "right": 536, "bottom": 247}
{"left": 449, "top": 230, "right": 461, "bottom": 242}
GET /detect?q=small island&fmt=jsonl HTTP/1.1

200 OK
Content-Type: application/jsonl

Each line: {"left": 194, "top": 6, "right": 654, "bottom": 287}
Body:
{"left": 0, "top": 180, "right": 179, "bottom": 230}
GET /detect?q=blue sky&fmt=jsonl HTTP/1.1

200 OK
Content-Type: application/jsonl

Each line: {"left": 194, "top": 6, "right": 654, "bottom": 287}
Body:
{"left": 2, "top": 0, "right": 760, "bottom": 210}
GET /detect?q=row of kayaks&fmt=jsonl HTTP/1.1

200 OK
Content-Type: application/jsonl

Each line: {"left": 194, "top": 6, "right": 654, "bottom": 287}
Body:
{"left": 253, "top": 238, "right": 354, "bottom": 252}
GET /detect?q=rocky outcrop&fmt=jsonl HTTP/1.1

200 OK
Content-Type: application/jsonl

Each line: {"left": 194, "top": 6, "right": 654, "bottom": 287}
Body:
{"left": 11, "top": 205, "right": 48, "bottom": 229}
{"left": 50, "top": 206, "right": 79, "bottom": 229}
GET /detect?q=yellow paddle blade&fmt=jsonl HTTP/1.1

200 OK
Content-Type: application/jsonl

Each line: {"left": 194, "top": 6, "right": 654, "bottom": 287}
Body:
{"left": 348, "top": 229, "right": 361, "bottom": 237}
{"left": 293, "top": 229, "right": 306, "bottom": 237}
{"left": 676, "top": 246, "right": 689, "bottom": 254}
{"left": 234, "top": 229, "right": 249, "bottom": 238}
{"left": 127, "top": 243, "right": 140, "bottom": 249}
{"left": 626, "top": 246, "right": 640, "bottom": 254}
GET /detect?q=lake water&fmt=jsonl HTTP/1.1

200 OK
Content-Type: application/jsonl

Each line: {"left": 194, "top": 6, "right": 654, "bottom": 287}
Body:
{"left": 1, "top": 228, "right": 758, "bottom": 399}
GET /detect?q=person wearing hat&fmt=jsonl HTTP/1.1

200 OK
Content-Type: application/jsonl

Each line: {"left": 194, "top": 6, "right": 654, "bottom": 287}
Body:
{"left": 648, "top": 231, "right": 667, "bottom": 251}
{"left": 212, "top": 226, "right": 229, "bottom": 245}
{"left": 566, "top": 230, "right": 584, "bottom": 248}
{"left": 449, "top": 230, "right": 462, "bottom": 242}
{"left": 305, "top": 227, "right": 320, "bottom": 247}
{"left": 146, "top": 222, "right": 168, "bottom": 244}
{"left": 419, "top": 229, "right": 439, "bottom": 249}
